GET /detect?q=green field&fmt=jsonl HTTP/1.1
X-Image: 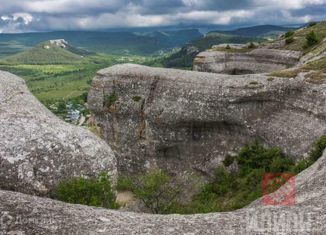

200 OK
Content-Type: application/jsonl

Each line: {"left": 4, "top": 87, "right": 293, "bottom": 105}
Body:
{"left": 0, "top": 53, "right": 158, "bottom": 118}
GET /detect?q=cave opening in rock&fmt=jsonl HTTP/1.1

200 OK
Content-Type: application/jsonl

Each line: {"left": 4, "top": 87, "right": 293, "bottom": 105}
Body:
{"left": 229, "top": 68, "right": 255, "bottom": 75}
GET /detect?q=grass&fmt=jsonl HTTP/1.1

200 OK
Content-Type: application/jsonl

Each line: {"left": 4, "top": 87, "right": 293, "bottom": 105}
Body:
{"left": 281, "top": 21, "right": 326, "bottom": 52}
{"left": 269, "top": 68, "right": 301, "bottom": 78}
{"left": 0, "top": 53, "right": 156, "bottom": 117}
{"left": 269, "top": 57, "right": 326, "bottom": 81}
{"left": 210, "top": 47, "right": 253, "bottom": 53}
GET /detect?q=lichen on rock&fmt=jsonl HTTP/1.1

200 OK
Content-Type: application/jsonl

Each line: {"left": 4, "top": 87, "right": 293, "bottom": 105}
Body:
{"left": 0, "top": 71, "right": 117, "bottom": 196}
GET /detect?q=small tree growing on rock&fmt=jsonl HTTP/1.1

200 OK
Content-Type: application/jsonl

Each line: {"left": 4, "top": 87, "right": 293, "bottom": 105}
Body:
{"left": 132, "top": 169, "right": 181, "bottom": 214}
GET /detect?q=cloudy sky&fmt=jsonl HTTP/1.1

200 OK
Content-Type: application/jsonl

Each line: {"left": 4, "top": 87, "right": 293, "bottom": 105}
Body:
{"left": 0, "top": 0, "right": 326, "bottom": 33}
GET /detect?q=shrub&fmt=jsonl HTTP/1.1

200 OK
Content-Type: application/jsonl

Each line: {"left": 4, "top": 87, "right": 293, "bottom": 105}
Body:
{"left": 305, "top": 31, "right": 319, "bottom": 48}
{"left": 223, "top": 155, "right": 235, "bottom": 167}
{"left": 54, "top": 172, "right": 118, "bottom": 209}
{"left": 104, "top": 93, "right": 118, "bottom": 107}
{"left": 310, "top": 135, "right": 326, "bottom": 161}
{"left": 117, "top": 175, "right": 133, "bottom": 191}
{"left": 226, "top": 44, "right": 231, "bottom": 49}
{"left": 285, "top": 31, "right": 295, "bottom": 38}
{"left": 132, "top": 170, "right": 181, "bottom": 214}
{"left": 132, "top": 96, "right": 142, "bottom": 102}
{"left": 237, "top": 141, "right": 290, "bottom": 174}
{"left": 285, "top": 37, "right": 294, "bottom": 44}
{"left": 202, "top": 165, "right": 235, "bottom": 197}
{"left": 124, "top": 138, "right": 325, "bottom": 215}
{"left": 308, "top": 22, "right": 317, "bottom": 27}
{"left": 290, "top": 159, "right": 313, "bottom": 174}
{"left": 248, "top": 42, "right": 256, "bottom": 49}
{"left": 176, "top": 142, "right": 297, "bottom": 213}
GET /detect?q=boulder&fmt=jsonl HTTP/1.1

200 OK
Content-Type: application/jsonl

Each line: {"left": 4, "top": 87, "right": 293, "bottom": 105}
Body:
{"left": 1, "top": 150, "right": 326, "bottom": 234}
{"left": 193, "top": 49, "right": 302, "bottom": 74}
{"left": 88, "top": 64, "right": 326, "bottom": 178}
{"left": 0, "top": 71, "right": 117, "bottom": 195}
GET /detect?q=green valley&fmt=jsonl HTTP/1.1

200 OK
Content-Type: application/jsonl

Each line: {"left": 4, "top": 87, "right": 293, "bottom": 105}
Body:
{"left": 0, "top": 41, "right": 158, "bottom": 119}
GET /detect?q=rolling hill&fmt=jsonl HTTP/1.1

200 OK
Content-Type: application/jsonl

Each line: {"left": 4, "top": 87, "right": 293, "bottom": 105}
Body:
{"left": 3, "top": 39, "right": 94, "bottom": 64}
{"left": 0, "top": 29, "right": 202, "bottom": 56}
{"left": 161, "top": 33, "right": 261, "bottom": 68}
{"left": 160, "top": 25, "right": 300, "bottom": 69}
{"left": 211, "top": 25, "right": 295, "bottom": 38}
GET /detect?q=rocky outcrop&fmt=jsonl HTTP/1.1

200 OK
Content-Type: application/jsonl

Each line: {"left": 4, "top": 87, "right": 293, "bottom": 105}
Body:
{"left": 0, "top": 71, "right": 117, "bottom": 196}
{"left": 88, "top": 64, "right": 326, "bottom": 179}
{"left": 193, "top": 49, "right": 302, "bottom": 74}
{"left": 1, "top": 150, "right": 326, "bottom": 234}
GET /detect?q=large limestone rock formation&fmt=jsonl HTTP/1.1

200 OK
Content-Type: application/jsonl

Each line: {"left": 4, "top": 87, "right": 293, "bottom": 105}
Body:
{"left": 193, "top": 48, "right": 302, "bottom": 74}
{"left": 0, "top": 71, "right": 117, "bottom": 196}
{"left": 88, "top": 64, "right": 326, "bottom": 178}
{"left": 1, "top": 150, "right": 326, "bottom": 234}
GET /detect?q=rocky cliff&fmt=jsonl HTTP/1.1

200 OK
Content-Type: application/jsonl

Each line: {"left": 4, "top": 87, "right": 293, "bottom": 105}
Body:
{"left": 88, "top": 64, "right": 326, "bottom": 179}
{"left": 0, "top": 71, "right": 117, "bottom": 195}
{"left": 1, "top": 150, "right": 326, "bottom": 234}
{"left": 193, "top": 48, "right": 302, "bottom": 74}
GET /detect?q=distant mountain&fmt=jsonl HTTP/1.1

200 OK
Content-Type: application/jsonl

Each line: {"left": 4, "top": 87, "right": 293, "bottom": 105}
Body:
{"left": 162, "top": 33, "right": 261, "bottom": 68}
{"left": 160, "top": 25, "right": 298, "bottom": 69}
{"left": 211, "top": 25, "right": 295, "bottom": 38}
{"left": 0, "top": 29, "right": 202, "bottom": 56}
{"left": 3, "top": 39, "right": 93, "bottom": 64}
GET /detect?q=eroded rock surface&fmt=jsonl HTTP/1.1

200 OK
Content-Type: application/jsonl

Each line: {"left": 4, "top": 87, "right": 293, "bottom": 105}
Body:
{"left": 193, "top": 49, "right": 302, "bottom": 74}
{"left": 0, "top": 71, "right": 117, "bottom": 195}
{"left": 88, "top": 64, "right": 326, "bottom": 178}
{"left": 1, "top": 150, "right": 326, "bottom": 234}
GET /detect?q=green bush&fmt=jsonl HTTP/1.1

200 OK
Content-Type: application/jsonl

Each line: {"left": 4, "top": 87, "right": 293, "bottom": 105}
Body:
{"left": 223, "top": 155, "right": 235, "bottom": 167}
{"left": 290, "top": 159, "right": 313, "bottom": 174}
{"left": 117, "top": 175, "right": 133, "bottom": 191}
{"left": 305, "top": 31, "right": 319, "bottom": 48}
{"left": 285, "top": 31, "right": 295, "bottom": 38}
{"left": 132, "top": 96, "right": 142, "bottom": 102}
{"left": 237, "top": 141, "right": 293, "bottom": 174}
{"left": 226, "top": 44, "right": 231, "bottom": 49}
{"left": 248, "top": 42, "right": 256, "bottom": 49}
{"left": 54, "top": 172, "right": 119, "bottom": 209}
{"left": 310, "top": 135, "right": 326, "bottom": 161}
{"left": 132, "top": 170, "right": 181, "bottom": 214}
{"left": 203, "top": 166, "right": 235, "bottom": 197}
{"left": 124, "top": 137, "right": 326, "bottom": 215}
{"left": 285, "top": 37, "right": 294, "bottom": 44}
{"left": 104, "top": 93, "right": 118, "bottom": 107}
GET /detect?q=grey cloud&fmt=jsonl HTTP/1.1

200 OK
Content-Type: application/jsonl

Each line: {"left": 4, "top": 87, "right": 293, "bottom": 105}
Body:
{"left": 0, "top": 0, "right": 325, "bottom": 32}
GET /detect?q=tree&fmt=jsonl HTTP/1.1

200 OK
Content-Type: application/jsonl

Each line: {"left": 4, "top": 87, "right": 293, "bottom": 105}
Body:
{"left": 132, "top": 170, "right": 181, "bottom": 214}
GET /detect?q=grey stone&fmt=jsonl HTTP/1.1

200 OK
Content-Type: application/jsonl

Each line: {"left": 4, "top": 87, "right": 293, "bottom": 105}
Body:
{"left": 193, "top": 49, "right": 302, "bottom": 74}
{"left": 88, "top": 64, "right": 326, "bottom": 179}
{"left": 1, "top": 150, "right": 326, "bottom": 234}
{"left": 0, "top": 71, "right": 117, "bottom": 196}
